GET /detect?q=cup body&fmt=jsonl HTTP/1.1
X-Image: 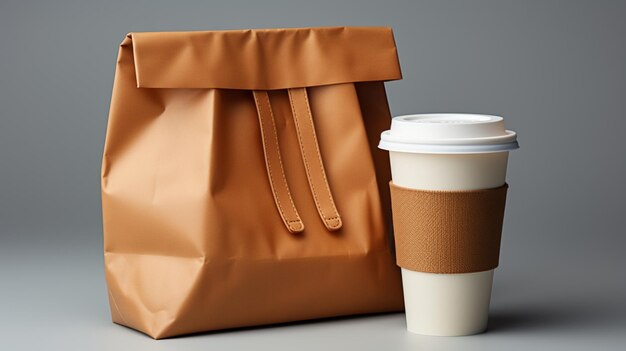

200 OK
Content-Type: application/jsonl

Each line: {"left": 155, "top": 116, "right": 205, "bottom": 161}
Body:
{"left": 379, "top": 113, "right": 518, "bottom": 336}
{"left": 390, "top": 150, "right": 508, "bottom": 336}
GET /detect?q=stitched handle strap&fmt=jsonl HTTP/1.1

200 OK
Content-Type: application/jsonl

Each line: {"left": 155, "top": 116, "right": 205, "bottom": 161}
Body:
{"left": 288, "top": 88, "right": 343, "bottom": 231}
{"left": 252, "top": 90, "right": 305, "bottom": 233}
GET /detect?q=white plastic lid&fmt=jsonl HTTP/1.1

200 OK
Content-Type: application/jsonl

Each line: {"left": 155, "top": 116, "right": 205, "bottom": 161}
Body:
{"left": 378, "top": 113, "right": 519, "bottom": 154}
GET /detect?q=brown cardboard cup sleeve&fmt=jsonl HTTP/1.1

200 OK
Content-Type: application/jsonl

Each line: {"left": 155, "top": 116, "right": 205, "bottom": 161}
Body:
{"left": 389, "top": 182, "right": 508, "bottom": 274}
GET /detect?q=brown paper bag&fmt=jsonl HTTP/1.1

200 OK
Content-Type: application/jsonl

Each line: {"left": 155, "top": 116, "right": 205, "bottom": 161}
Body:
{"left": 101, "top": 26, "right": 404, "bottom": 339}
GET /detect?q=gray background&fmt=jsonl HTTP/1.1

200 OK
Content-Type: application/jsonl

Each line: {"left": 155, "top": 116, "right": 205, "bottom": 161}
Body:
{"left": 1, "top": 0, "right": 625, "bottom": 349}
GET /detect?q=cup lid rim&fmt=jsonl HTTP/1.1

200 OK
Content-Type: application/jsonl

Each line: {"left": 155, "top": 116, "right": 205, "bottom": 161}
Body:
{"left": 378, "top": 136, "right": 519, "bottom": 154}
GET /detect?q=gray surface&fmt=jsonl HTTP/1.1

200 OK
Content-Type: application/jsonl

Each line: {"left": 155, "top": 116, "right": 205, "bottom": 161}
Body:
{"left": 1, "top": 0, "right": 625, "bottom": 349}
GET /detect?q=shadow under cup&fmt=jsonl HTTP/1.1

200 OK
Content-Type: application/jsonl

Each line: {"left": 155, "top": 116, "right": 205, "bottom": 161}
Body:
{"left": 378, "top": 113, "right": 518, "bottom": 336}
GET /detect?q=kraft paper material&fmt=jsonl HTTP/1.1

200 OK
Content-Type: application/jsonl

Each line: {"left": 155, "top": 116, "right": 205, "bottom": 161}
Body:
{"left": 102, "top": 27, "right": 404, "bottom": 339}
{"left": 390, "top": 182, "right": 508, "bottom": 274}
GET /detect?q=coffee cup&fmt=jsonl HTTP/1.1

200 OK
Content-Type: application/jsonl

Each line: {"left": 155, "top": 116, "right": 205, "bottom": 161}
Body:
{"left": 378, "top": 113, "right": 518, "bottom": 336}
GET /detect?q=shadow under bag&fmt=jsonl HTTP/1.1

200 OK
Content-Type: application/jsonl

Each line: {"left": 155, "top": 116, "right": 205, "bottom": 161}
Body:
{"left": 102, "top": 26, "right": 404, "bottom": 338}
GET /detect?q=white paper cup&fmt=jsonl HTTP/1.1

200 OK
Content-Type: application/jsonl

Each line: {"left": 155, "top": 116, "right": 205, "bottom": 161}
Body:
{"left": 379, "top": 113, "right": 518, "bottom": 336}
